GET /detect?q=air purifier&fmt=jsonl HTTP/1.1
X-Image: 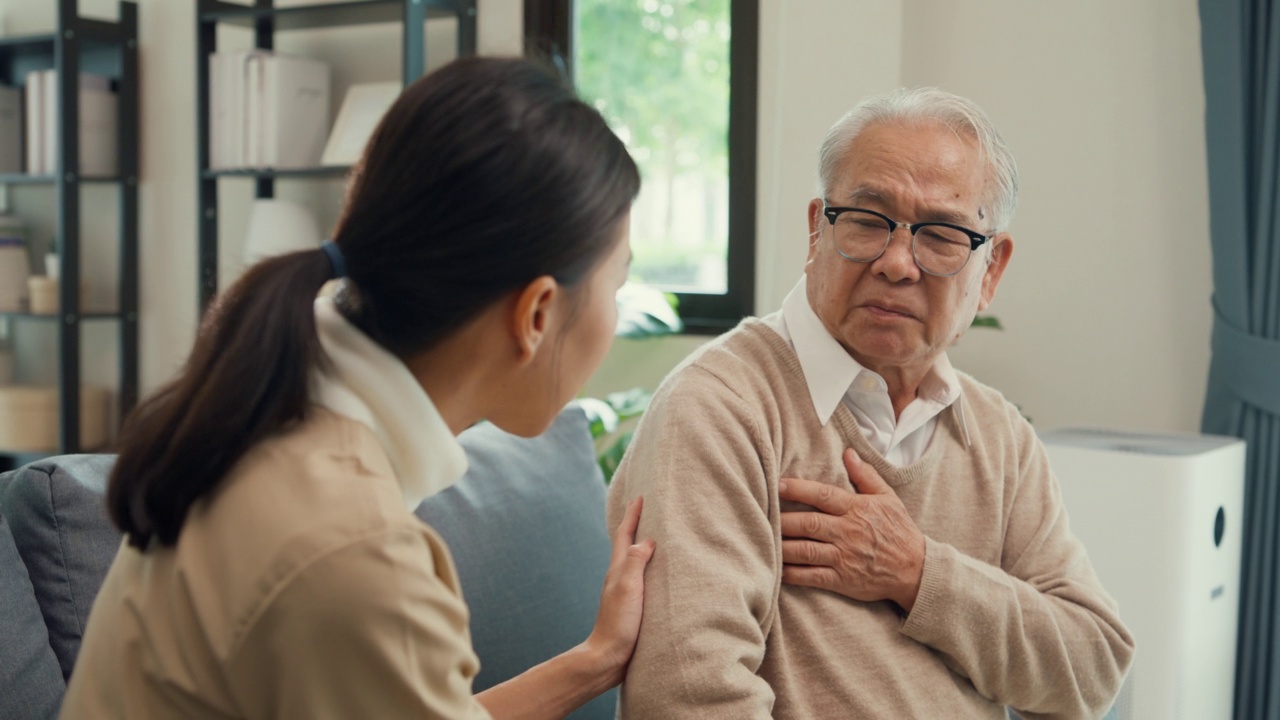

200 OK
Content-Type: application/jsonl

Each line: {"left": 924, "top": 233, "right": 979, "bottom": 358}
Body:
{"left": 1038, "top": 428, "right": 1245, "bottom": 720}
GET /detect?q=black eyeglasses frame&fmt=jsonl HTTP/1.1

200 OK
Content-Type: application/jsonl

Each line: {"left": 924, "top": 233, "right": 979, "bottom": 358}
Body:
{"left": 821, "top": 203, "right": 993, "bottom": 277}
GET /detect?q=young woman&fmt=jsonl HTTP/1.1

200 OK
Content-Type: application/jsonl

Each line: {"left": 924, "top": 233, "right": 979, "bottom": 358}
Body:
{"left": 60, "top": 56, "right": 653, "bottom": 719}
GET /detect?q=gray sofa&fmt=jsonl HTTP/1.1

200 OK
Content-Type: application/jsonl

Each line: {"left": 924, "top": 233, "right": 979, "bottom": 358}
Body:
{"left": 0, "top": 406, "right": 615, "bottom": 720}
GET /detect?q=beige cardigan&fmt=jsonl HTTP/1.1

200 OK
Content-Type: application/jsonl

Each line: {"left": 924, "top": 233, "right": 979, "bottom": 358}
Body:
{"left": 61, "top": 292, "right": 492, "bottom": 719}
{"left": 607, "top": 318, "right": 1135, "bottom": 719}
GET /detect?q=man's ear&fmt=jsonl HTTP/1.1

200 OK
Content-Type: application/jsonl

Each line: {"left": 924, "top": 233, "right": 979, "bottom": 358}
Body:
{"left": 978, "top": 233, "right": 1014, "bottom": 311}
{"left": 511, "top": 275, "right": 560, "bottom": 363}
{"left": 806, "top": 198, "right": 825, "bottom": 266}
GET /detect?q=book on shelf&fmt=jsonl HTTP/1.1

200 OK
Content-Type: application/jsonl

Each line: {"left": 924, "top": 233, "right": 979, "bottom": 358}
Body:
{"left": 209, "top": 51, "right": 330, "bottom": 170}
{"left": 74, "top": 74, "right": 118, "bottom": 177}
{"left": 263, "top": 55, "right": 330, "bottom": 169}
{"left": 209, "top": 49, "right": 267, "bottom": 169}
{"left": 321, "top": 82, "right": 401, "bottom": 167}
{"left": 0, "top": 85, "right": 20, "bottom": 174}
{"left": 24, "top": 72, "right": 42, "bottom": 174}
{"left": 23, "top": 70, "right": 118, "bottom": 177}
{"left": 244, "top": 54, "right": 265, "bottom": 168}
{"left": 211, "top": 51, "right": 239, "bottom": 168}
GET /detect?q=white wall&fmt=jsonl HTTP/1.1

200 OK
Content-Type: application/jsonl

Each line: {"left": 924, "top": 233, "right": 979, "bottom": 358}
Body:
{"left": 899, "top": 0, "right": 1211, "bottom": 432}
{"left": 591, "top": 0, "right": 1213, "bottom": 434}
{"left": 0, "top": 0, "right": 1212, "bottom": 434}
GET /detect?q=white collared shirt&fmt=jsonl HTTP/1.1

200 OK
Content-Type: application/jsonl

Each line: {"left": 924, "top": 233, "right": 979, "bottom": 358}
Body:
{"left": 764, "top": 275, "right": 970, "bottom": 466}
{"left": 310, "top": 281, "right": 469, "bottom": 508}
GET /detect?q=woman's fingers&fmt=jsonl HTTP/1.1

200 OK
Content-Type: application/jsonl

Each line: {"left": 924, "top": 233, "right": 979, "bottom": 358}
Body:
{"left": 612, "top": 496, "right": 646, "bottom": 565}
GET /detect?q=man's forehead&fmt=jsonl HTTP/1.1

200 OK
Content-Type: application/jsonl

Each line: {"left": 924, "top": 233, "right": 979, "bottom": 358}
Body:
{"left": 835, "top": 184, "right": 983, "bottom": 226}
{"left": 837, "top": 186, "right": 889, "bottom": 204}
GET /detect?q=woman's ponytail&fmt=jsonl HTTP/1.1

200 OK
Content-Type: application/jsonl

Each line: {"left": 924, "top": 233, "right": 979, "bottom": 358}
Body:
{"left": 107, "top": 249, "right": 333, "bottom": 548}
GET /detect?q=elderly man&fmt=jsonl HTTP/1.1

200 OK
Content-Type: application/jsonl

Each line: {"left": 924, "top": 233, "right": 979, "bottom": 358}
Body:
{"left": 606, "top": 87, "right": 1135, "bottom": 719}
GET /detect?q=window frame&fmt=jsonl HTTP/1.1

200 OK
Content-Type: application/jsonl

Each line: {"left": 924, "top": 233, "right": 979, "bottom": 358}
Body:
{"left": 525, "top": 0, "right": 758, "bottom": 334}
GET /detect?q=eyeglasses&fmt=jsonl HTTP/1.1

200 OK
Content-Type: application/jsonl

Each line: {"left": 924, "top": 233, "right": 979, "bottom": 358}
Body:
{"left": 821, "top": 203, "right": 992, "bottom": 277}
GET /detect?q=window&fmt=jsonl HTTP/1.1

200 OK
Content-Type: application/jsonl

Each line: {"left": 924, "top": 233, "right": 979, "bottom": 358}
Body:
{"left": 526, "top": 0, "right": 758, "bottom": 333}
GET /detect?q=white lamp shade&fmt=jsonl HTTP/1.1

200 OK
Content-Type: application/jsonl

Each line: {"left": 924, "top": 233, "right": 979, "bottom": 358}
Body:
{"left": 243, "top": 199, "right": 322, "bottom": 266}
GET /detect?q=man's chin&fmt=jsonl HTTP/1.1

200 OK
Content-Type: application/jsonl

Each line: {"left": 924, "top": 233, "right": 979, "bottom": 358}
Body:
{"left": 843, "top": 337, "right": 922, "bottom": 371}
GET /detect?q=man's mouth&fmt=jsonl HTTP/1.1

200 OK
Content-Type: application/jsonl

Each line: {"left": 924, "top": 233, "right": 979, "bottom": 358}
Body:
{"left": 860, "top": 303, "right": 918, "bottom": 320}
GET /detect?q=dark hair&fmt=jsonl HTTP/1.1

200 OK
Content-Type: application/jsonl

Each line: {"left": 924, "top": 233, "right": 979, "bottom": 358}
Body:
{"left": 108, "top": 56, "right": 640, "bottom": 549}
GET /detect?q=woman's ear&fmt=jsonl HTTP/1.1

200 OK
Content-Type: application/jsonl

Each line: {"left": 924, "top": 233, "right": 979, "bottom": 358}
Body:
{"left": 511, "top": 275, "right": 560, "bottom": 363}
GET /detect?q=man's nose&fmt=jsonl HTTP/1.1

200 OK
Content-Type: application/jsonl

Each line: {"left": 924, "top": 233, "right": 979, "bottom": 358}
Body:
{"left": 872, "top": 226, "right": 920, "bottom": 282}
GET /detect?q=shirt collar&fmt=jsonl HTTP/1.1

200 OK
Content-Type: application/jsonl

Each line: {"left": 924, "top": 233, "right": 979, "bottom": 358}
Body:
{"left": 311, "top": 283, "right": 468, "bottom": 509}
{"left": 781, "top": 275, "right": 971, "bottom": 444}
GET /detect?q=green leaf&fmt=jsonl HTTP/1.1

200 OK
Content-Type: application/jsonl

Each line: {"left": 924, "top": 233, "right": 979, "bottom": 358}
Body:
{"left": 574, "top": 397, "right": 619, "bottom": 439}
{"left": 605, "top": 387, "right": 652, "bottom": 421}
{"left": 616, "top": 282, "right": 684, "bottom": 338}
{"left": 599, "top": 430, "right": 635, "bottom": 484}
{"left": 971, "top": 315, "right": 1003, "bottom": 330}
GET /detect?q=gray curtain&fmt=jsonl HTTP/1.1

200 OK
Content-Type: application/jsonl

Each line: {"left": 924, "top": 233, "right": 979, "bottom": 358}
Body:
{"left": 1199, "top": 1, "right": 1280, "bottom": 718}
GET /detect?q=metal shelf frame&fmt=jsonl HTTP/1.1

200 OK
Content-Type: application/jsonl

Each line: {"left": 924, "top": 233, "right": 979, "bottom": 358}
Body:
{"left": 195, "top": 0, "right": 477, "bottom": 313}
{"left": 0, "top": 0, "right": 139, "bottom": 457}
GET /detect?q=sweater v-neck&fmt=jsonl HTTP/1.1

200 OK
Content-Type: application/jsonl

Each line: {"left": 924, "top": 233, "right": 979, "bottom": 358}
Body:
{"left": 746, "top": 317, "right": 958, "bottom": 489}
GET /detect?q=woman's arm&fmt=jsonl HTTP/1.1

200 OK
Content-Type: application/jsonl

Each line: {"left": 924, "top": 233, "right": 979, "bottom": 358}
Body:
{"left": 477, "top": 497, "right": 654, "bottom": 720}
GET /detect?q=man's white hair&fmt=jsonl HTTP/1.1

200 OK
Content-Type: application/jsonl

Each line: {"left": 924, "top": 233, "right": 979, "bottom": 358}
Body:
{"left": 817, "top": 87, "right": 1020, "bottom": 233}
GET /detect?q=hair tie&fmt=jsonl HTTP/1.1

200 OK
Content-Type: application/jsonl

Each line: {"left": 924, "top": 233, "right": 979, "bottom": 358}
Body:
{"left": 320, "top": 240, "right": 347, "bottom": 279}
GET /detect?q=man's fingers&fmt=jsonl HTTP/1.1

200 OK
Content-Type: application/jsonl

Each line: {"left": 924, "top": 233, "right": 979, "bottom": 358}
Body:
{"left": 778, "top": 475, "right": 855, "bottom": 515}
{"left": 780, "top": 511, "right": 836, "bottom": 542}
{"left": 781, "top": 564, "right": 839, "bottom": 592}
{"left": 844, "top": 448, "right": 892, "bottom": 495}
{"left": 781, "top": 539, "right": 837, "bottom": 567}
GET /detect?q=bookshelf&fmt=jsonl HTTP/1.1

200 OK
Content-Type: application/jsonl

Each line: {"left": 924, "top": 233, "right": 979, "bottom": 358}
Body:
{"left": 0, "top": 0, "right": 139, "bottom": 468}
{"left": 195, "top": 0, "right": 477, "bottom": 313}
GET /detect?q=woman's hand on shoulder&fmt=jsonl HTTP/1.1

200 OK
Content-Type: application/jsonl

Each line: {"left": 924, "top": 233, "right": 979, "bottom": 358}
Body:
{"left": 584, "top": 496, "right": 655, "bottom": 687}
{"left": 477, "top": 497, "right": 655, "bottom": 719}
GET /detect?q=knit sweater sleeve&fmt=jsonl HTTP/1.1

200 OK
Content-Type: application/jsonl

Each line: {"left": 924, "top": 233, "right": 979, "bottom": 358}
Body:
{"left": 899, "top": 405, "right": 1136, "bottom": 719}
{"left": 606, "top": 364, "right": 780, "bottom": 720}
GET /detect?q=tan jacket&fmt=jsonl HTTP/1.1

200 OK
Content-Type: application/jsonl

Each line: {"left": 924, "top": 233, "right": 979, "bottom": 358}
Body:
{"left": 62, "top": 292, "right": 493, "bottom": 719}
{"left": 61, "top": 408, "right": 492, "bottom": 719}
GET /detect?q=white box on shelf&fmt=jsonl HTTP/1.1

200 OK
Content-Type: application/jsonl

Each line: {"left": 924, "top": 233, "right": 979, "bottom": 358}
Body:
{"left": 0, "top": 385, "right": 109, "bottom": 452}
{"left": 209, "top": 51, "right": 327, "bottom": 169}
{"left": 261, "top": 54, "right": 330, "bottom": 169}
{"left": 321, "top": 81, "right": 400, "bottom": 167}
{"left": 208, "top": 50, "right": 268, "bottom": 169}
{"left": 36, "top": 72, "right": 117, "bottom": 176}
{"left": 1039, "top": 428, "right": 1245, "bottom": 720}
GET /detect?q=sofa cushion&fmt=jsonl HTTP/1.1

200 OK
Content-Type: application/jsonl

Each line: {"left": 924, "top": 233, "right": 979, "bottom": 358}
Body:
{"left": 0, "top": 454, "right": 122, "bottom": 681}
{"left": 0, "top": 505, "right": 66, "bottom": 719}
{"left": 416, "top": 405, "right": 616, "bottom": 720}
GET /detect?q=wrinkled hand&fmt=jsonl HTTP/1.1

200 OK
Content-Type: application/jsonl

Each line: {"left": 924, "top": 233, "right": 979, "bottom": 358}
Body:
{"left": 585, "top": 497, "right": 656, "bottom": 686}
{"left": 779, "top": 449, "right": 925, "bottom": 612}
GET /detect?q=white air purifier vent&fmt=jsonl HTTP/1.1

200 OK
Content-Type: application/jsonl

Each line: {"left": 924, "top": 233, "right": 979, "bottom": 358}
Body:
{"left": 1040, "top": 428, "right": 1244, "bottom": 720}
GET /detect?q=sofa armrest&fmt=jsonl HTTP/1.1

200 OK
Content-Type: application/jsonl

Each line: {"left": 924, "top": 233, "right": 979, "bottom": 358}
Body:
{"left": 0, "top": 503, "right": 66, "bottom": 719}
{"left": 0, "top": 454, "right": 122, "bottom": 681}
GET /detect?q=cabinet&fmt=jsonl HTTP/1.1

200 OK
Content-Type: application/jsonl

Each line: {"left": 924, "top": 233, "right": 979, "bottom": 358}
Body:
{"left": 195, "top": 0, "right": 477, "bottom": 312}
{"left": 0, "top": 0, "right": 139, "bottom": 467}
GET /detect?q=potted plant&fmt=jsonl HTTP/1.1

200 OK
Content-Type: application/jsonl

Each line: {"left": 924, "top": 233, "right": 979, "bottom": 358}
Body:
{"left": 576, "top": 282, "right": 682, "bottom": 482}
